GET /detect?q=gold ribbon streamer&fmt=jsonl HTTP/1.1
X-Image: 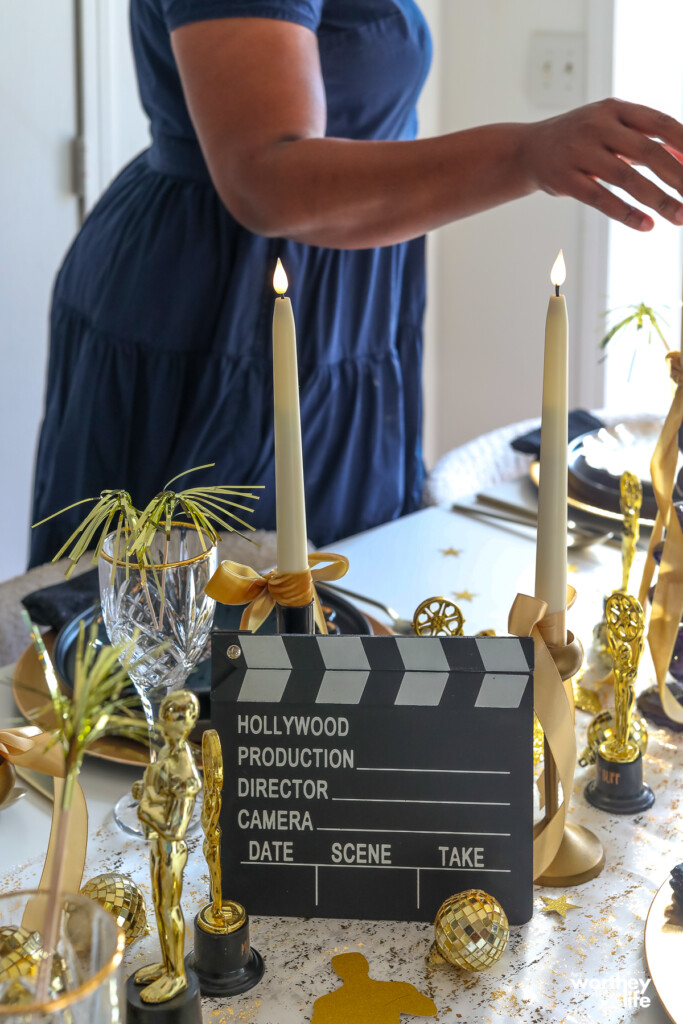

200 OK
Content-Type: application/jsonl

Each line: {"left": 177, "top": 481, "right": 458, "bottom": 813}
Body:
{"left": 0, "top": 727, "right": 88, "bottom": 925}
{"left": 205, "top": 552, "right": 350, "bottom": 634}
{"left": 638, "top": 351, "right": 683, "bottom": 723}
{"left": 509, "top": 594, "right": 576, "bottom": 880}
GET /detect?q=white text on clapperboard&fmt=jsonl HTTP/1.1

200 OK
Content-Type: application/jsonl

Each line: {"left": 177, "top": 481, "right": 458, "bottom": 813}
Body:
{"left": 236, "top": 714, "right": 487, "bottom": 869}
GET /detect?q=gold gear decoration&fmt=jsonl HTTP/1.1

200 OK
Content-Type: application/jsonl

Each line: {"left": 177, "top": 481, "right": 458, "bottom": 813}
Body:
{"left": 433, "top": 890, "right": 509, "bottom": 971}
{"left": 413, "top": 597, "right": 464, "bottom": 637}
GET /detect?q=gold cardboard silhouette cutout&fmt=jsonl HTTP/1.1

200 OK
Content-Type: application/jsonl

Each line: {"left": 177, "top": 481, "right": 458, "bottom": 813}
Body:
{"left": 310, "top": 953, "right": 437, "bottom": 1024}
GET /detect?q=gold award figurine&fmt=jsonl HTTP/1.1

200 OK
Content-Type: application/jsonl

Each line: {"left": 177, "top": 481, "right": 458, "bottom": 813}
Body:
{"left": 185, "top": 729, "right": 264, "bottom": 997}
{"left": 619, "top": 471, "right": 642, "bottom": 595}
{"left": 593, "top": 470, "right": 643, "bottom": 665}
{"left": 126, "top": 690, "right": 202, "bottom": 1024}
{"left": 585, "top": 593, "right": 654, "bottom": 814}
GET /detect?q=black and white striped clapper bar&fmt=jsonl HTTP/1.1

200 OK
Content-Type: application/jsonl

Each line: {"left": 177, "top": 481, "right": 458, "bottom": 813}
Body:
{"left": 211, "top": 631, "right": 534, "bottom": 925}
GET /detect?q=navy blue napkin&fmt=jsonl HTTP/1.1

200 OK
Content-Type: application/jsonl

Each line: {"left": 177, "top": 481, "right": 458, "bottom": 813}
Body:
{"left": 510, "top": 409, "right": 605, "bottom": 458}
{"left": 22, "top": 568, "right": 99, "bottom": 632}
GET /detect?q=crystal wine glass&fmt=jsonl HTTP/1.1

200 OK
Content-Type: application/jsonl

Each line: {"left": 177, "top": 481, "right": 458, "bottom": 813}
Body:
{"left": 98, "top": 522, "right": 217, "bottom": 836}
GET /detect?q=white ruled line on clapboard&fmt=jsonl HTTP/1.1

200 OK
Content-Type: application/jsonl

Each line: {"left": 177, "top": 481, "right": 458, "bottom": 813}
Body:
{"left": 316, "top": 828, "right": 511, "bottom": 837}
{"left": 240, "top": 862, "right": 512, "bottom": 872}
{"left": 355, "top": 767, "right": 511, "bottom": 774}
{"left": 331, "top": 797, "right": 510, "bottom": 805}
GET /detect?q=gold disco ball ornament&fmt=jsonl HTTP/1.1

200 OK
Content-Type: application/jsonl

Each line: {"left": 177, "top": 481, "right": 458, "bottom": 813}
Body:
{"left": 0, "top": 926, "right": 46, "bottom": 981}
{"left": 434, "top": 890, "right": 509, "bottom": 971}
{"left": 81, "top": 872, "right": 147, "bottom": 945}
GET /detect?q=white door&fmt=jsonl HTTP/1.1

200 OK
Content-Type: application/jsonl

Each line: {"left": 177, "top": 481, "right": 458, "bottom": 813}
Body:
{"left": 0, "top": 0, "right": 149, "bottom": 581}
{"left": 0, "top": 0, "right": 81, "bottom": 581}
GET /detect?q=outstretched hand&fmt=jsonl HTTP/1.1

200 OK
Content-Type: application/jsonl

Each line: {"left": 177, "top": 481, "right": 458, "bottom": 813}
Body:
{"left": 521, "top": 98, "right": 683, "bottom": 231}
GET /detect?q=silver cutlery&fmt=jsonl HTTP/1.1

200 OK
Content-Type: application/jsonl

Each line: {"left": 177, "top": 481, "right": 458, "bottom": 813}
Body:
{"left": 451, "top": 500, "right": 615, "bottom": 549}
{"left": 324, "top": 583, "right": 415, "bottom": 635}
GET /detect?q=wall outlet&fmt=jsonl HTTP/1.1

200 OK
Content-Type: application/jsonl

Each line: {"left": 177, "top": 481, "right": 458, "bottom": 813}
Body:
{"left": 528, "top": 32, "right": 586, "bottom": 109}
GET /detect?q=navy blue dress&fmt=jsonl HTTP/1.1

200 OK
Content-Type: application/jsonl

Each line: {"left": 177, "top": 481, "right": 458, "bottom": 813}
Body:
{"left": 29, "top": 0, "right": 432, "bottom": 567}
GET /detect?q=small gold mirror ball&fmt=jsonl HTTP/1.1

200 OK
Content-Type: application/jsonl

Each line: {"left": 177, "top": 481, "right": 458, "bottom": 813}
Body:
{"left": 81, "top": 872, "right": 147, "bottom": 945}
{"left": 434, "top": 889, "right": 509, "bottom": 971}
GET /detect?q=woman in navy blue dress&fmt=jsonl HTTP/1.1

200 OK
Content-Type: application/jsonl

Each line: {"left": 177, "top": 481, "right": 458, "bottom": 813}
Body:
{"left": 29, "top": 0, "right": 683, "bottom": 566}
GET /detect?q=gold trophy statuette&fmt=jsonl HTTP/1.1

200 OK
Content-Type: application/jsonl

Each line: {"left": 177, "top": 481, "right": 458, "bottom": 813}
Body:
{"left": 585, "top": 593, "right": 654, "bottom": 814}
{"left": 593, "top": 470, "right": 643, "bottom": 666}
{"left": 185, "top": 729, "right": 264, "bottom": 997}
{"left": 126, "top": 690, "right": 202, "bottom": 1024}
{"left": 619, "top": 471, "right": 642, "bottom": 594}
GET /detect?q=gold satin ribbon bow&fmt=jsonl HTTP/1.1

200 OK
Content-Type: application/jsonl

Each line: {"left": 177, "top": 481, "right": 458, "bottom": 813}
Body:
{"left": 205, "top": 552, "right": 350, "bottom": 633}
{"left": 638, "top": 350, "right": 683, "bottom": 723}
{"left": 509, "top": 592, "right": 577, "bottom": 881}
{"left": 0, "top": 727, "right": 88, "bottom": 920}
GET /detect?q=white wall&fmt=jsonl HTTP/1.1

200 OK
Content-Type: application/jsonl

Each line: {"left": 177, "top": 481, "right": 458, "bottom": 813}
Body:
{"left": 425, "top": 0, "right": 613, "bottom": 463}
{"left": 0, "top": 0, "right": 80, "bottom": 580}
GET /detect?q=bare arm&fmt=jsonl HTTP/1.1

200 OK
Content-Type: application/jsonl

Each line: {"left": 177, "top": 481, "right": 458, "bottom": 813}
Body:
{"left": 171, "top": 18, "right": 683, "bottom": 248}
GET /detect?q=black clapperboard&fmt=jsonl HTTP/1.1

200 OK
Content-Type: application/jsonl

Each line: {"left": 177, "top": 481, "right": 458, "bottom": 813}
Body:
{"left": 211, "top": 632, "right": 534, "bottom": 925}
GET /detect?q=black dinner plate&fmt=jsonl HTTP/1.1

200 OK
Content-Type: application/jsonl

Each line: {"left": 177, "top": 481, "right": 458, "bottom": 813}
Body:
{"left": 52, "top": 585, "right": 371, "bottom": 719}
{"left": 567, "top": 429, "right": 658, "bottom": 520}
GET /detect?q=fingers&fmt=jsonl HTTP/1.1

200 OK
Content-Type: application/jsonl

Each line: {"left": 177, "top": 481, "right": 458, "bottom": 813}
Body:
{"left": 612, "top": 99, "right": 683, "bottom": 153}
{"left": 596, "top": 152, "right": 683, "bottom": 226}
{"left": 578, "top": 99, "right": 683, "bottom": 227}
{"left": 602, "top": 123, "right": 683, "bottom": 219}
{"left": 569, "top": 173, "right": 654, "bottom": 231}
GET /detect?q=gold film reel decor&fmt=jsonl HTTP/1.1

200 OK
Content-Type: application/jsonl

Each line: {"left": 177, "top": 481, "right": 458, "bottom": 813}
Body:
{"left": 413, "top": 598, "right": 464, "bottom": 637}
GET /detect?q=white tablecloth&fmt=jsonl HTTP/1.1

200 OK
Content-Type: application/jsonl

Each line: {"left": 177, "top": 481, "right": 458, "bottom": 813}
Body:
{"left": 1, "top": 494, "right": 678, "bottom": 1023}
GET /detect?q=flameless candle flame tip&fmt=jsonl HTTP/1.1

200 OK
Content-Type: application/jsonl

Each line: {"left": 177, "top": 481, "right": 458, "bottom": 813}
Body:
{"left": 273, "top": 258, "right": 289, "bottom": 296}
{"left": 550, "top": 250, "right": 566, "bottom": 290}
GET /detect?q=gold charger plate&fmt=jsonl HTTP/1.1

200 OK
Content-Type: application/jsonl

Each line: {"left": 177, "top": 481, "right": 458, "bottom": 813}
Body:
{"left": 12, "top": 615, "right": 393, "bottom": 768}
{"left": 12, "top": 639, "right": 150, "bottom": 767}
{"left": 530, "top": 461, "right": 657, "bottom": 528}
{"left": 644, "top": 877, "right": 683, "bottom": 1023}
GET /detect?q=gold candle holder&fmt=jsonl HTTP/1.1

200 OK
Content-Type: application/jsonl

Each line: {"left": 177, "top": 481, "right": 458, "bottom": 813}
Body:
{"left": 585, "top": 593, "right": 654, "bottom": 814}
{"left": 535, "top": 622, "right": 605, "bottom": 887}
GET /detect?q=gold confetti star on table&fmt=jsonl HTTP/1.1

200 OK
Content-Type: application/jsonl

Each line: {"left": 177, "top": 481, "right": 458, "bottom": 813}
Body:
{"left": 540, "top": 894, "right": 580, "bottom": 919}
{"left": 441, "top": 547, "right": 462, "bottom": 557}
{"left": 568, "top": 564, "right": 578, "bottom": 573}
{"left": 453, "top": 590, "right": 476, "bottom": 602}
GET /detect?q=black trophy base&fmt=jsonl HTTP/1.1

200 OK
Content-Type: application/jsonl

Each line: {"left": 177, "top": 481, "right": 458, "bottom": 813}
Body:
{"left": 584, "top": 750, "right": 655, "bottom": 815}
{"left": 126, "top": 966, "right": 202, "bottom": 1024}
{"left": 276, "top": 600, "right": 315, "bottom": 635}
{"left": 185, "top": 912, "right": 264, "bottom": 997}
{"left": 637, "top": 682, "right": 683, "bottom": 732}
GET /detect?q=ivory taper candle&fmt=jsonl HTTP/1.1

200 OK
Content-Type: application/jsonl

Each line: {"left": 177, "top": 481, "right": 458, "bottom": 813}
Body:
{"left": 535, "top": 250, "right": 568, "bottom": 619}
{"left": 273, "top": 258, "right": 309, "bottom": 575}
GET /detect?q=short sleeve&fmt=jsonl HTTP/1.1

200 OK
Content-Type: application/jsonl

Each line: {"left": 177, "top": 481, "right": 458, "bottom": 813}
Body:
{"left": 160, "top": 0, "right": 323, "bottom": 33}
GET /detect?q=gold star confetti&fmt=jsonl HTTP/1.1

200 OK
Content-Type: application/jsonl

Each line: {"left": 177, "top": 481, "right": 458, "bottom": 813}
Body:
{"left": 540, "top": 894, "right": 580, "bottom": 919}
{"left": 441, "top": 547, "right": 461, "bottom": 557}
{"left": 453, "top": 590, "right": 476, "bottom": 602}
{"left": 568, "top": 564, "right": 578, "bottom": 573}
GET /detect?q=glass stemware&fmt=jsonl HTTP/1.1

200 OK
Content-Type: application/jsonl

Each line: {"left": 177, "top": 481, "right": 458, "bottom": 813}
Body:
{"left": 0, "top": 889, "right": 124, "bottom": 1023}
{"left": 98, "top": 523, "right": 217, "bottom": 836}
